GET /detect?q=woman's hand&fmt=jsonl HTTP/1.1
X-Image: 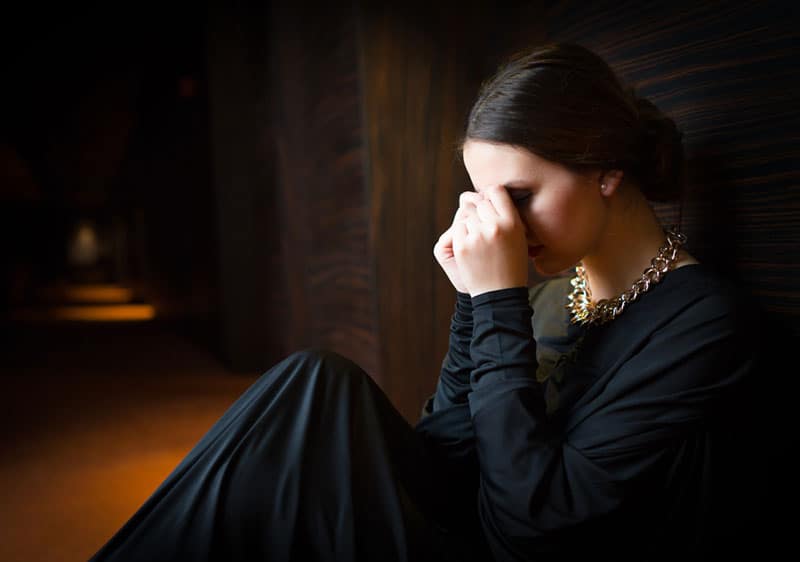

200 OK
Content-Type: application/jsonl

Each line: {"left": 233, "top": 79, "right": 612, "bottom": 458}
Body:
{"left": 433, "top": 192, "right": 484, "bottom": 294}
{"left": 452, "top": 185, "right": 528, "bottom": 297}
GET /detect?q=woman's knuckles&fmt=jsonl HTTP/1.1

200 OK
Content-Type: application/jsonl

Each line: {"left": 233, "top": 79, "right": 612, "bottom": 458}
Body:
{"left": 459, "top": 192, "right": 480, "bottom": 207}
{"left": 484, "top": 223, "right": 501, "bottom": 238}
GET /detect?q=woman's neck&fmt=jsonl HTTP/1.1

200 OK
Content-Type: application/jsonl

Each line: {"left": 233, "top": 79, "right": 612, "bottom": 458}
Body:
{"left": 580, "top": 192, "right": 694, "bottom": 303}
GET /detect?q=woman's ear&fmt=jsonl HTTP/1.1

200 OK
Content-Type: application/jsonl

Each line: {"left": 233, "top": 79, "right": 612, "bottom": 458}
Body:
{"left": 599, "top": 169, "right": 624, "bottom": 197}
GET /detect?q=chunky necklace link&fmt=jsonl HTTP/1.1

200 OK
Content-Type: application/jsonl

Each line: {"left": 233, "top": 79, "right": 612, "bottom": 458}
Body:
{"left": 566, "top": 229, "right": 687, "bottom": 326}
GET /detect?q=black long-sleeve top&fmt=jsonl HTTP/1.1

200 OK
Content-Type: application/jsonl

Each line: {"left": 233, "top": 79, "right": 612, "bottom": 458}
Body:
{"left": 415, "top": 264, "right": 760, "bottom": 561}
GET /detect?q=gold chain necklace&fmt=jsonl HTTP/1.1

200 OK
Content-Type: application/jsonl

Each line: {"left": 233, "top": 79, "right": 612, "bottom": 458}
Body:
{"left": 566, "top": 229, "right": 687, "bottom": 326}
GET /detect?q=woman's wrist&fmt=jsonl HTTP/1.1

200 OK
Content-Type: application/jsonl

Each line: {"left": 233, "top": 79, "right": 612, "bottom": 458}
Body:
{"left": 471, "top": 286, "right": 529, "bottom": 307}
{"left": 456, "top": 290, "right": 473, "bottom": 305}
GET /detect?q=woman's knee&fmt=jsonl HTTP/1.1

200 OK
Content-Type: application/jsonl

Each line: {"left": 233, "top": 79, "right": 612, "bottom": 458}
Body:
{"left": 278, "top": 347, "right": 370, "bottom": 384}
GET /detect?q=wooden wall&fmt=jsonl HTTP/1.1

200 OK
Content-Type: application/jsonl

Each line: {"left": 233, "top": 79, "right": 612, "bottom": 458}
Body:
{"left": 208, "top": 0, "right": 798, "bottom": 431}
{"left": 544, "top": 0, "right": 800, "bottom": 336}
{"left": 359, "top": 1, "right": 547, "bottom": 422}
{"left": 541, "top": 0, "right": 799, "bottom": 551}
{"left": 267, "top": 3, "right": 379, "bottom": 376}
{"left": 208, "top": 0, "right": 547, "bottom": 422}
{"left": 207, "top": 1, "right": 281, "bottom": 370}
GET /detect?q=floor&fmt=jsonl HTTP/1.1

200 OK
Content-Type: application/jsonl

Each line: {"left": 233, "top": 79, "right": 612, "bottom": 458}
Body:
{"left": 0, "top": 320, "right": 260, "bottom": 562}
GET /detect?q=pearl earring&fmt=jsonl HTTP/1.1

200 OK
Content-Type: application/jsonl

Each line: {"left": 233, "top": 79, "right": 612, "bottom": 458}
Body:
{"left": 600, "top": 183, "right": 607, "bottom": 192}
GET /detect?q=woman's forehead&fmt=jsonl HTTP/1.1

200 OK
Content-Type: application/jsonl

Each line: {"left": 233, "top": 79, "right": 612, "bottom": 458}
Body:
{"left": 463, "top": 141, "right": 546, "bottom": 186}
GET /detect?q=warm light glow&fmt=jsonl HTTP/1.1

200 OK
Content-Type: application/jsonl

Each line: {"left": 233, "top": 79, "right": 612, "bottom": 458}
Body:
{"left": 40, "top": 284, "right": 134, "bottom": 304}
{"left": 14, "top": 304, "right": 156, "bottom": 322}
{"left": 53, "top": 305, "right": 156, "bottom": 321}
{"left": 68, "top": 222, "right": 100, "bottom": 267}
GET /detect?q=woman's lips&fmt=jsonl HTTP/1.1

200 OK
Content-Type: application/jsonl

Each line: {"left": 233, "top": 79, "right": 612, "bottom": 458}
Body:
{"left": 527, "top": 245, "right": 543, "bottom": 258}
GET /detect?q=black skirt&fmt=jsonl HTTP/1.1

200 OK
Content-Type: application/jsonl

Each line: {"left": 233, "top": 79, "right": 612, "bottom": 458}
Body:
{"left": 89, "top": 348, "right": 491, "bottom": 562}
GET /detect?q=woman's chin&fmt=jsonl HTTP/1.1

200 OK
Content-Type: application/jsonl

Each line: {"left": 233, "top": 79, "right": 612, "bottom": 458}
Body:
{"left": 531, "top": 256, "right": 572, "bottom": 277}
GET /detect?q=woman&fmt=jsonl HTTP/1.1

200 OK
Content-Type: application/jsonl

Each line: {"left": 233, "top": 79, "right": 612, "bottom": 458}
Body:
{"left": 90, "top": 43, "right": 758, "bottom": 561}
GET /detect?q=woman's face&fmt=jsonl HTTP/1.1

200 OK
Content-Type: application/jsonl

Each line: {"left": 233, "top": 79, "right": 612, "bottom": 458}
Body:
{"left": 461, "top": 140, "right": 608, "bottom": 276}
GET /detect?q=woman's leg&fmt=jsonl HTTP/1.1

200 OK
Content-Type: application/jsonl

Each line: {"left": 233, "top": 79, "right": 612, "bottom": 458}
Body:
{"left": 89, "top": 348, "right": 480, "bottom": 562}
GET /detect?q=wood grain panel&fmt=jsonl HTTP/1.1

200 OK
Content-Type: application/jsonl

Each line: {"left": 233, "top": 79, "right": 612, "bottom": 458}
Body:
{"left": 269, "top": 3, "right": 378, "bottom": 376}
{"left": 207, "top": 0, "right": 282, "bottom": 370}
{"left": 537, "top": 3, "right": 799, "bottom": 549}
{"left": 359, "top": 1, "right": 548, "bottom": 422}
{"left": 544, "top": 0, "right": 800, "bottom": 334}
{"left": 360, "top": 6, "right": 444, "bottom": 420}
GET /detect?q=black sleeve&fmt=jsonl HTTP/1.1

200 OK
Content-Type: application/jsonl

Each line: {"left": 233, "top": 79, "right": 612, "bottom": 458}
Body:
{"left": 415, "top": 291, "right": 478, "bottom": 476}
{"left": 467, "top": 287, "right": 754, "bottom": 560}
{"left": 430, "top": 291, "right": 475, "bottom": 411}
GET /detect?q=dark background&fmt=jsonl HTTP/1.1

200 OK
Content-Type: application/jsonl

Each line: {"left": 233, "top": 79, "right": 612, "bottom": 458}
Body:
{"left": 1, "top": 0, "right": 798, "bottom": 556}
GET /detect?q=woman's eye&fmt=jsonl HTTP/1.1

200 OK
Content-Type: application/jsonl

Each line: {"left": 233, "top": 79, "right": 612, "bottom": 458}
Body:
{"left": 512, "top": 194, "right": 532, "bottom": 205}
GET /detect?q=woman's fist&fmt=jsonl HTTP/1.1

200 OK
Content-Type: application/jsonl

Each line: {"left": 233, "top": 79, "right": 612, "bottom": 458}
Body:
{"left": 451, "top": 185, "right": 528, "bottom": 297}
{"left": 433, "top": 191, "right": 484, "bottom": 294}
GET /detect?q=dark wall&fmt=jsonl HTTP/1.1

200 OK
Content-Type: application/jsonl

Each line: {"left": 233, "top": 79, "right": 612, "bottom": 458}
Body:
{"left": 269, "top": 3, "right": 377, "bottom": 376}
{"left": 208, "top": 0, "right": 549, "bottom": 421}
{"left": 206, "top": 1, "right": 379, "bottom": 375}
{"left": 3, "top": 1, "right": 797, "bottom": 437}
{"left": 206, "top": 0, "right": 279, "bottom": 370}
{"left": 207, "top": 0, "right": 800, "bottom": 445}
{"left": 359, "top": 1, "right": 547, "bottom": 420}
{"left": 545, "top": 0, "right": 800, "bottom": 335}
{"left": 1, "top": 2, "right": 217, "bottom": 343}
{"left": 540, "top": 0, "right": 799, "bottom": 552}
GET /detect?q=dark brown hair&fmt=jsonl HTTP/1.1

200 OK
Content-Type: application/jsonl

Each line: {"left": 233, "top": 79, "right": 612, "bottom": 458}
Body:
{"left": 462, "top": 42, "right": 685, "bottom": 202}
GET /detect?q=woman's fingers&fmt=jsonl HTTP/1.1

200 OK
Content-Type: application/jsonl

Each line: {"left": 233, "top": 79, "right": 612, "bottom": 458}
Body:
{"left": 484, "top": 185, "right": 518, "bottom": 224}
{"left": 475, "top": 197, "right": 501, "bottom": 223}
{"left": 453, "top": 205, "right": 471, "bottom": 223}
{"left": 452, "top": 216, "right": 468, "bottom": 246}
{"left": 463, "top": 213, "right": 482, "bottom": 239}
{"left": 450, "top": 187, "right": 528, "bottom": 296}
{"left": 459, "top": 191, "right": 483, "bottom": 209}
{"left": 447, "top": 191, "right": 482, "bottom": 259}
{"left": 454, "top": 192, "right": 481, "bottom": 224}
{"left": 434, "top": 225, "right": 454, "bottom": 259}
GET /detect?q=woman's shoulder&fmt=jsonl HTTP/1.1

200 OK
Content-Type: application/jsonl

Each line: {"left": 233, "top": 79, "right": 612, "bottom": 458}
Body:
{"left": 647, "top": 263, "right": 757, "bottom": 327}
{"left": 527, "top": 275, "right": 574, "bottom": 340}
{"left": 527, "top": 264, "right": 760, "bottom": 338}
{"left": 528, "top": 275, "right": 572, "bottom": 310}
{"left": 526, "top": 263, "right": 762, "bottom": 330}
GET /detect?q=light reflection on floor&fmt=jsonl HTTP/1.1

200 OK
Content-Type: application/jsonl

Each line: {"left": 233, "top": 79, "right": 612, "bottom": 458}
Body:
{"left": 13, "top": 303, "right": 157, "bottom": 322}
{"left": 0, "top": 322, "right": 260, "bottom": 562}
{"left": 15, "top": 282, "right": 156, "bottom": 323}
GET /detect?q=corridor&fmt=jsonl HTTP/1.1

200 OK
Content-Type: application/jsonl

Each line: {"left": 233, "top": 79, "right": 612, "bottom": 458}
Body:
{"left": 0, "top": 320, "right": 260, "bottom": 561}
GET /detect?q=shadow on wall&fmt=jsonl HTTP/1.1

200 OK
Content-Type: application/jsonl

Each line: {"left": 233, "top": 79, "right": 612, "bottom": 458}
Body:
{"left": 683, "top": 146, "right": 739, "bottom": 279}
{"left": 680, "top": 143, "right": 797, "bottom": 555}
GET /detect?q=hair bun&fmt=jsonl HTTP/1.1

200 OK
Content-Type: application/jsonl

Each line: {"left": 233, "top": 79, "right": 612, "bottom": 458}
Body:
{"left": 630, "top": 91, "right": 686, "bottom": 202}
{"left": 464, "top": 43, "right": 688, "bottom": 203}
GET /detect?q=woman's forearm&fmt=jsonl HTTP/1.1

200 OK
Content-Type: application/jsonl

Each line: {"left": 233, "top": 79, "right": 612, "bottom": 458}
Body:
{"left": 431, "top": 291, "right": 475, "bottom": 411}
